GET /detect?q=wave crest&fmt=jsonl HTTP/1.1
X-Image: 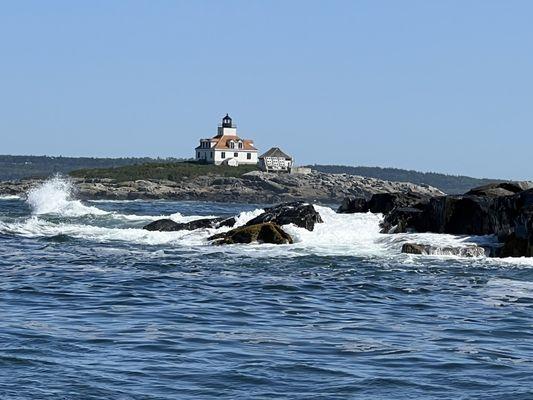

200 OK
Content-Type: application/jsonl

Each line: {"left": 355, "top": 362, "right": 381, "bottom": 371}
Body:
{"left": 26, "top": 176, "right": 108, "bottom": 217}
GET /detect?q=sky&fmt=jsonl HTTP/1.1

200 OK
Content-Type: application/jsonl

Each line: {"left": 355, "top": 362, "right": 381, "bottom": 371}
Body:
{"left": 0, "top": 1, "right": 532, "bottom": 180}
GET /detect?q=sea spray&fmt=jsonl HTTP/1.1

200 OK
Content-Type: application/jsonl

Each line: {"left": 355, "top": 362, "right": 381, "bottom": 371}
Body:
{"left": 26, "top": 175, "right": 108, "bottom": 217}
{"left": 2, "top": 186, "right": 505, "bottom": 259}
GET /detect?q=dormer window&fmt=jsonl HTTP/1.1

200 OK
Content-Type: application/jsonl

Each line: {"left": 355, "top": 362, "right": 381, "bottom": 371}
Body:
{"left": 238, "top": 142, "right": 243, "bottom": 149}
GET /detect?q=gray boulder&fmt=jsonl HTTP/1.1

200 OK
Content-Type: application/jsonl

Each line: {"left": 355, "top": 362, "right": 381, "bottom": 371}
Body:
{"left": 401, "top": 243, "right": 486, "bottom": 257}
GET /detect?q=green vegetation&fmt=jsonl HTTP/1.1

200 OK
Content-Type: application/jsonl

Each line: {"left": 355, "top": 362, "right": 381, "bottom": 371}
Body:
{"left": 70, "top": 161, "right": 259, "bottom": 181}
{"left": 1, "top": 155, "right": 508, "bottom": 194}
{"left": 0, "top": 155, "right": 182, "bottom": 180}
{"left": 309, "top": 165, "right": 504, "bottom": 194}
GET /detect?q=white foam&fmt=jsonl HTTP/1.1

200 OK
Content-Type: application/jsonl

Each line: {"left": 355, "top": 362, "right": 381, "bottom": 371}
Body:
{"left": 283, "top": 206, "right": 386, "bottom": 256}
{"left": 233, "top": 208, "right": 265, "bottom": 227}
{"left": 0, "top": 195, "right": 20, "bottom": 200}
{"left": 0, "top": 217, "right": 208, "bottom": 246}
{"left": 22, "top": 177, "right": 209, "bottom": 223}
{"left": 4, "top": 190, "right": 533, "bottom": 262}
{"left": 26, "top": 176, "right": 108, "bottom": 217}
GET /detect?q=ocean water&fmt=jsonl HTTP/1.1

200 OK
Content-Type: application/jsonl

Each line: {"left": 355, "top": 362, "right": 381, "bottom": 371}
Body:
{"left": 0, "top": 178, "right": 532, "bottom": 399}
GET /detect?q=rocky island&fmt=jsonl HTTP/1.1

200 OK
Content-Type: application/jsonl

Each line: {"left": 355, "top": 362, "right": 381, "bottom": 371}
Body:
{"left": 0, "top": 170, "right": 443, "bottom": 204}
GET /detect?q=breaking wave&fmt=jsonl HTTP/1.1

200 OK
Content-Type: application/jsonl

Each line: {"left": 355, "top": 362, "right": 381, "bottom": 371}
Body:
{"left": 0, "top": 176, "right": 530, "bottom": 263}
{"left": 23, "top": 177, "right": 207, "bottom": 223}
{"left": 27, "top": 176, "right": 108, "bottom": 217}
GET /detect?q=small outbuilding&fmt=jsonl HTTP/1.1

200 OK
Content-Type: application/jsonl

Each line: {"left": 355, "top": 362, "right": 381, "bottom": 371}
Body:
{"left": 259, "top": 147, "right": 293, "bottom": 173}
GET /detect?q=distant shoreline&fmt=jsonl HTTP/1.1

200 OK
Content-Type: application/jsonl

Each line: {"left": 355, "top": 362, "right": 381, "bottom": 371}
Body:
{"left": 0, "top": 155, "right": 507, "bottom": 194}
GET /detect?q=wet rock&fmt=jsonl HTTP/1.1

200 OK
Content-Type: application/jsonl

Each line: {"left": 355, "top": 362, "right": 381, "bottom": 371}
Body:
{"left": 380, "top": 207, "right": 425, "bottom": 233}
{"left": 208, "top": 222, "right": 293, "bottom": 245}
{"left": 144, "top": 216, "right": 235, "bottom": 231}
{"left": 337, "top": 196, "right": 367, "bottom": 213}
{"left": 383, "top": 189, "right": 531, "bottom": 236}
{"left": 366, "top": 192, "right": 431, "bottom": 214}
{"left": 245, "top": 202, "right": 323, "bottom": 231}
{"left": 143, "top": 219, "right": 181, "bottom": 231}
{"left": 337, "top": 192, "right": 432, "bottom": 215}
{"left": 401, "top": 243, "right": 486, "bottom": 257}
{"left": 385, "top": 186, "right": 533, "bottom": 258}
{"left": 498, "top": 212, "right": 533, "bottom": 257}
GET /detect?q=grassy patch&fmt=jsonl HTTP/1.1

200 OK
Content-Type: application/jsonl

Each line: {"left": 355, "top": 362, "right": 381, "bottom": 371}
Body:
{"left": 69, "top": 161, "right": 259, "bottom": 182}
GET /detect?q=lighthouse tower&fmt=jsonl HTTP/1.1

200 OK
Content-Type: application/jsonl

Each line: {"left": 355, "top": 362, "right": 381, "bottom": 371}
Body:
{"left": 217, "top": 114, "right": 237, "bottom": 137}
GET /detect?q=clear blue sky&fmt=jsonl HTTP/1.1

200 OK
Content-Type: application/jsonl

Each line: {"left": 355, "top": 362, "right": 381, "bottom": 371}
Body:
{"left": 1, "top": 1, "right": 532, "bottom": 179}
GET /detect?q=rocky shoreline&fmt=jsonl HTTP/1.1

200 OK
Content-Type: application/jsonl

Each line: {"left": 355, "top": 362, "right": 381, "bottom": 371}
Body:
{"left": 0, "top": 171, "right": 443, "bottom": 204}
{"left": 338, "top": 181, "right": 533, "bottom": 258}
{"left": 3, "top": 171, "right": 532, "bottom": 257}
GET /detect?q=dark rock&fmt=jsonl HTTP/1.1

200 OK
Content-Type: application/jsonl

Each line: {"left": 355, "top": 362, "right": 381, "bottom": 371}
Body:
{"left": 143, "top": 219, "right": 181, "bottom": 231}
{"left": 465, "top": 187, "right": 516, "bottom": 197}
{"left": 337, "top": 192, "right": 431, "bottom": 215}
{"left": 466, "top": 181, "right": 533, "bottom": 196}
{"left": 498, "top": 211, "right": 533, "bottom": 257}
{"left": 217, "top": 217, "right": 237, "bottom": 228}
{"left": 401, "top": 242, "right": 486, "bottom": 257}
{"left": 385, "top": 187, "right": 533, "bottom": 258}
{"left": 384, "top": 194, "right": 520, "bottom": 236}
{"left": 337, "top": 196, "right": 367, "bottom": 213}
{"left": 143, "top": 216, "right": 236, "bottom": 231}
{"left": 422, "top": 195, "right": 499, "bottom": 235}
{"left": 246, "top": 202, "right": 323, "bottom": 231}
{"left": 208, "top": 223, "right": 293, "bottom": 245}
{"left": 380, "top": 207, "right": 425, "bottom": 233}
{"left": 366, "top": 192, "right": 431, "bottom": 214}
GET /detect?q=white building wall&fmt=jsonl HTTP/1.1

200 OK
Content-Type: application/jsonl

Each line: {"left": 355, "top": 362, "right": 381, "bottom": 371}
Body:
{"left": 217, "top": 127, "right": 237, "bottom": 136}
{"left": 213, "top": 150, "right": 257, "bottom": 165}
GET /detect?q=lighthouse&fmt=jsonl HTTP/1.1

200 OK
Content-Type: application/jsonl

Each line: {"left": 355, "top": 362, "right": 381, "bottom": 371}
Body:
{"left": 194, "top": 115, "right": 258, "bottom": 166}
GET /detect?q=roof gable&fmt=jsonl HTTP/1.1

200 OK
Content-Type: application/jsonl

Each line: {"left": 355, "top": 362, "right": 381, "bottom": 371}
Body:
{"left": 259, "top": 147, "right": 292, "bottom": 160}
{"left": 213, "top": 135, "right": 257, "bottom": 151}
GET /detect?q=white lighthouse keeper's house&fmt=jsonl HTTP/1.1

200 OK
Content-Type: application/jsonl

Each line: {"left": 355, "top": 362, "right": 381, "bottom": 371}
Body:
{"left": 195, "top": 114, "right": 258, "bottom": 166}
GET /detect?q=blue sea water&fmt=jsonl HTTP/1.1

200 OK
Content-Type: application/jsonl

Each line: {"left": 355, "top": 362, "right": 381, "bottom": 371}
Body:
{"left": 0, "top": 179, "right": 532, "bottom": 399}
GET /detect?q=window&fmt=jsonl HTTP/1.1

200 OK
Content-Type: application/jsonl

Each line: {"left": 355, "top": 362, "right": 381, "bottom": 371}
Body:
{"left": 221, "top": 152, "right": 226, "bottom": 159}
{"left": 197, "top": 152, "right": 200, "bottom": 158}
{"left": 247, "top": 153, "right": 252, "bottom": 160}
{"left": 234, "top": 152, "right": 238, "bottom": 157}
{"left": 230, "top": 142, "right": 234, "bottom": 149}
{"left": 210, "top": 152, "right": 213, "bottom": 159}
{"left": 238, "top": 142, "right": 243, "bottom": 149}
